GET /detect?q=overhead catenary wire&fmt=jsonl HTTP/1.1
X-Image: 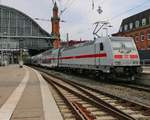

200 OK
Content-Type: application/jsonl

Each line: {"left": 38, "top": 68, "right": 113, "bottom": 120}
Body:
{"left": 110, "top": 0, "right": 150, "bottom": 21}
{"left": 51, "top": 0, "right": 55, "bottom": 4}
{"left": 59, "top": 0, "right": 76, "bottom": 16}
{"left": 101, "top": 0, "right": 106, "bottom": 5}
{"left": 63, "top": 0, "right": 72, "bottom": 8}
{"left": 90, "top": 0, "right": 107, "bottom": 10}
{"left": 91, "top": 0, "right": 94, "bottom": 10}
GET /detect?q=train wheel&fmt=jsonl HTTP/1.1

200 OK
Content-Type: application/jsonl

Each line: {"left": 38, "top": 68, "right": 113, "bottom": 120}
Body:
{"left": 99, "top": 72, "right": 105, "bottom": 81}
{"left": 131, "top": 75, "right": 135, "bottom": 81}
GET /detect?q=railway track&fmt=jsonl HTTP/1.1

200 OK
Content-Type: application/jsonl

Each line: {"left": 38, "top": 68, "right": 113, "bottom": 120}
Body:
{"left": 32, "top": 66, "right": 150, "bottom": 93}
{"left": 116, "top": 83, "right": 150, "bottom": 93}
{"left": 68, "top": 72, "right": 150, "bottom": 93}
{"left": 48, "top": 77, "right": 125, "bottom": 120}
{"left": 43, "top": 73, "right": 133, "bottom": 120}
{"left": 38, "top": 69, "right": 150, "bottom": 120}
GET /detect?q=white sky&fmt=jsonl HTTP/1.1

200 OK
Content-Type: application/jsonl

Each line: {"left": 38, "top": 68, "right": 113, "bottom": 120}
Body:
{"left": 1, "top": 0, "right": 150, "bottom": 40}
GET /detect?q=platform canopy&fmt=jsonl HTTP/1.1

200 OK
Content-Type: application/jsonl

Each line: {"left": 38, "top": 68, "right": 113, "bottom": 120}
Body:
{"left": 0, "top": 5, "right": 53, "bottom": 52}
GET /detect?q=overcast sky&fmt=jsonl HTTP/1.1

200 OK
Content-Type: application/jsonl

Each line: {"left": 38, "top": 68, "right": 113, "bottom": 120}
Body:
{"left": 1, "top": 0, "right": 150, "bottom": 40}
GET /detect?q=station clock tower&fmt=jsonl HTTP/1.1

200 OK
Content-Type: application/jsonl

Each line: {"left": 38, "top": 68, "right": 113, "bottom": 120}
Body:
{"left": 51, "top": 2, "right": 61, "bottom": 48}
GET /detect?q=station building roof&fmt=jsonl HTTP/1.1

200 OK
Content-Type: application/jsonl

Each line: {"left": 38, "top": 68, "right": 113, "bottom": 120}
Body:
{"left": 118, "top": 9, "right": 150, "bottom": 33}
{"left": 0, "top": 4, "right": 52, "bottom": 53}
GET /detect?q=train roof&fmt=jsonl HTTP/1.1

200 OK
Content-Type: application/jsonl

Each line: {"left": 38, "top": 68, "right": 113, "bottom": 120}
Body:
{"left": 110, "top": 36, "right": 133, "bottom": 41}
{"left": 94, "top": 36, "right": 133, "bottom": 44}
{"left": 62, "top": 36, "right": 134, "bottom": 51}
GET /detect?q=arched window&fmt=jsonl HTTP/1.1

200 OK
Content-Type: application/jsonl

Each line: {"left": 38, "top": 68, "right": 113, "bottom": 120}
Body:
{"left": 142, "top": 18, "right": 146, "bottom": 26}
{"left": 129, "top": 23, "right": 133, "bottom": 29}
{"left": 135, "top": 20, "right": 140, "bottom": 28}
{"left": 124, "top": 24, "right": 128, "bottom": 31}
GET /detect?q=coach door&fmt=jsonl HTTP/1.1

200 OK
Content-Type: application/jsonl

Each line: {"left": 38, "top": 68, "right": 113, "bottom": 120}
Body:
{"left": 99, "top": 42, "right": 104, "bottom": 65}
{"left": 95, "top": 42, "right": 103, "bottom": 66}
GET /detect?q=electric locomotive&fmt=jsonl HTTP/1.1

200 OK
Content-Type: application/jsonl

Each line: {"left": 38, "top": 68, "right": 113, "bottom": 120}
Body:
{"left": 31, "top": 36, "right": 142, "bottom": 81}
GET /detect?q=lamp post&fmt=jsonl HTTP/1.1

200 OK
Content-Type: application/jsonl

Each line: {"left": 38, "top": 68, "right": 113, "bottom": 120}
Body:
{"left": 19, "top": 39, "right": 23, "bottom": 68}
{"left": 1, "top": 32, "right": 7, "bottom": 66}
{"left": 1, "top": 37, "right": 4, "bottom": 66}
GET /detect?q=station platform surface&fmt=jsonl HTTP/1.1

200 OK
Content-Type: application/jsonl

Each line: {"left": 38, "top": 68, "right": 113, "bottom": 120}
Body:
{"left": 142, "top": 66, "right": 150, "bottom": 74}
{"left": 0, "top": 65, "right": 63, "bottom": 120}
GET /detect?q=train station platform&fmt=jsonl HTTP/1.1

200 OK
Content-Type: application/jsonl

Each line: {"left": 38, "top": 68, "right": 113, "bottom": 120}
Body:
{"left": 142, "top": 66, "right": 150, "bottom": 74}
{"left": 0, "top": 65, "right": 63, "bottom": 120}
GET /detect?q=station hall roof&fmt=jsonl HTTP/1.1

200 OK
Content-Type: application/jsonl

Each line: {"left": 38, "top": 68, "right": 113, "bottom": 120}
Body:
{"left": 0, "top": 4, "right": 53, "bottom": 50}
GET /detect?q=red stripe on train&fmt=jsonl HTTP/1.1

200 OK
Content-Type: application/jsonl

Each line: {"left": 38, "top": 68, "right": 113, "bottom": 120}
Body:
{"left": 130, "top": 54, "right": 138, "bottom": 59}
{"left": 114, "top": 55, "right": 123, "bottom": 59}
{"left": 48, "top": 53, "right": 107, "bottom": 60}
{"left": 114, "top": 54, "right": 138, "bottom": 59}
{"left": 74, "top": 53, "right": 107, "bottom": 59}
{"left": 60, "top": 53, "right": 107, "bottom": 59}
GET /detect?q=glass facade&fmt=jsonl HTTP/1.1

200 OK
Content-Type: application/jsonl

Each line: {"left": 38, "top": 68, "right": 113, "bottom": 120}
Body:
{"left": 0, "top": 5, "right": 52, "bottom": 50}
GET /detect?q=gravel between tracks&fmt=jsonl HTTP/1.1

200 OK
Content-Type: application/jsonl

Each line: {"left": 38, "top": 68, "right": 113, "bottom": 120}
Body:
{"left": 48, "top": 70, "right": 150, "bottom": 107}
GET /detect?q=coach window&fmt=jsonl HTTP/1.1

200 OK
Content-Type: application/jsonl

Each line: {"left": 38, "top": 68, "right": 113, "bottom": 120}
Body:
{"left": 142, "top": 18, "right": 146, "bottom": 26}
{"left": 100, "top": 43, "right": 104, "bottom": 51}
{"left": 135, "top": 20, "right": 140, "bottom": 28}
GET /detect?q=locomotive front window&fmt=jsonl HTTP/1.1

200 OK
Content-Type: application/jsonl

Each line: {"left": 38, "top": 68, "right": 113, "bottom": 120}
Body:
{"left": 111, "top": 41, "right": 135, "bottom": 50}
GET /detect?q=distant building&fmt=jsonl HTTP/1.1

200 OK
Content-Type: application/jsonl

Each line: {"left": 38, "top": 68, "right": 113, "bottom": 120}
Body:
{"left": 113, "top": 9, "right": 150, "bottom": 50}
{"left": 0, "top": 5, "right": 52, "bottom": 64}
{"left": 61, "top": 40, "right": 88, "bottom": 47}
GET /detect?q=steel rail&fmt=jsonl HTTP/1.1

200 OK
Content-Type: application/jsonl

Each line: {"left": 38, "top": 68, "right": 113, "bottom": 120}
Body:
{"left": 49, "top": 80, "right": 97, "bottom": 120}
{"left": 43, "top": 73, "right": 136, "bottom": 120}
{"left": 60, "top": 75, "right": 150, "bottom": 109}
{"left": 31, "top": 66, "right": 150, "bottom": 119}
{"left": 47, "top": 78, "right": 84, "bottom": 120}
{"left": 38, "top": 66, "right": 149, "bottom": 109}
{"left": 117, "top": 83, "right": 150, "bottom": 92}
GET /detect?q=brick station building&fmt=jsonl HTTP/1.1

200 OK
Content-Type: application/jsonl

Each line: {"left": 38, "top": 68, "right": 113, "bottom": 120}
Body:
{"left": 113, "top": 9, "right": 150, "bottom": 61}
{"left": 113, "top": 9, "right": 150, "bottom": 50}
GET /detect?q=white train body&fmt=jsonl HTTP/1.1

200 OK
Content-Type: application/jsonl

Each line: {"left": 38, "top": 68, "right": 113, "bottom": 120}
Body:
{"left": 31, "top": 37, "right": 141, "bottom": 80}
{"left": 60, "top": 37, "right": 111, "bottom": 72}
